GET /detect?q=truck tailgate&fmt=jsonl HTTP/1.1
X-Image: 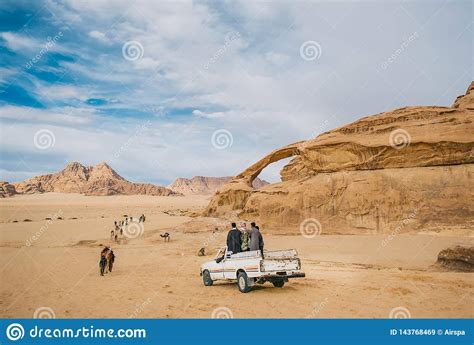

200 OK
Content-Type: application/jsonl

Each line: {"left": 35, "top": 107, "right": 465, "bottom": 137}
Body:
{"left": 261, "top": 258, "right": 300, "bottom": 272}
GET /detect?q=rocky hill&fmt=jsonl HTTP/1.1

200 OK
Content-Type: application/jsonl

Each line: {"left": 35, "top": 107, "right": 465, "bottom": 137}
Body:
{"left": 204, "top": 82, "right": 474, "bottom": 235}
{"left": 168, "top": 176, "right": 269, "bottom": 195}
{"left": 0, "top": 182, "right": 16, "bottom": 198}
{"left": 8, "top": 162, "right": 180, "bottom": 197}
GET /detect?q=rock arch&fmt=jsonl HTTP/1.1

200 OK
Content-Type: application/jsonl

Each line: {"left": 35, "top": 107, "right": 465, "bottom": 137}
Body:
{"left": 234, "top": 141, "right": 304, "bottom": 187}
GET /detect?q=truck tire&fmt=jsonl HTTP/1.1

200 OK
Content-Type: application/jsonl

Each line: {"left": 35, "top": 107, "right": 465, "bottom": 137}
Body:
{"left": 237, "top": 271, "right": 251, "bottom": 293}
{"left": 202, "top": 270, "right": 213, "bottom": 286}
{"left": 272, "top": 279, "right": 285, "bottom": 288}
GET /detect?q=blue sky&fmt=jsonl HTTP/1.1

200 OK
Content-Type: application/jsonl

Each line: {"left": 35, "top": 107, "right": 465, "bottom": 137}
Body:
{"left": 0, "top": 0, "right": 472, "bottom": 185}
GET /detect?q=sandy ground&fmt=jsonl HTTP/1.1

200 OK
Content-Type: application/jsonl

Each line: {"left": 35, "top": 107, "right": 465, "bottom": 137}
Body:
{"left": 0, "top": 193, "right": 472, "bottom": 318}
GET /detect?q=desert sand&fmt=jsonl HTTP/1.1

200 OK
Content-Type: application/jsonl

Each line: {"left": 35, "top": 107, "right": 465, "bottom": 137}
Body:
{"left": 0, "top": 193, "right": 472, "bottom": 318}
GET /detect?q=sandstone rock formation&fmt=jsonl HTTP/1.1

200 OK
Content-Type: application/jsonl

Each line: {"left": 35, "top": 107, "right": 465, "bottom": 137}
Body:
{"left": 437, "top": 246, "right": 474, "bottom": 272}
{"left": 0, "top": 182, "right": 16, "bottom": 198}
{"left": 204, "top": 82, "right": 474, "bottom": 235}
{"left": 168, "top": 176, "right": 268, "bottom": 195}
{"left": 12, "top": 162, "right": 180, "bottom": 196}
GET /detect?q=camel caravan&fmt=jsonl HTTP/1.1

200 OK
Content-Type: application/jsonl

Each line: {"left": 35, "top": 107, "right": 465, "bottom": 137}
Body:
{"left": 99, "top": 213, "right": 174, "bottom": 277}
{"left": 99, "top": 214, "right": 146, "bottom": 277}
{"left": 109, "top": 214, "right": 146, "bottom": 242}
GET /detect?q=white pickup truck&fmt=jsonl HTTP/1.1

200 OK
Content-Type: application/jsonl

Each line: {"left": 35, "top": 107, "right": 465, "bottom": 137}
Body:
{"left": 200, "top": 247, "right": 305, "bottom": 293}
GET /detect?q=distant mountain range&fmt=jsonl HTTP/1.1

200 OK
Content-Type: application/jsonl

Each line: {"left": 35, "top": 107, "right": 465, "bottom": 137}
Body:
{"left": 168, "top": 176, "right": 269, "bottom": 195}
{"left": 0, "top": 162, "right": 271, "bottom": 198}
{"left": 1, "top": 162, "right": 179, "bottom": 197}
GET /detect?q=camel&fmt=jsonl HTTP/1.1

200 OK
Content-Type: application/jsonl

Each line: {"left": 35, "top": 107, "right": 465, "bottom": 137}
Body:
{"left": 99, "top": 247, "right": 115, "bottom": 276}
{"left": 160, "top": 233, "right": 170, "bottom": 242}
{"left": 105, "top": 250, "right": 115, "bottom": 273}
{"left": 99, "top": 247, "right": 109, "bottom": 276}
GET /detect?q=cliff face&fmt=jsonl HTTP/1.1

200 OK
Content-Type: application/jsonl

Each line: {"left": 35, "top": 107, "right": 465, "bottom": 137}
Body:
{"left": 204, "top": 82, "right": 474, "bottom": 234}
{"left": 168, "top": 176, "right": 268, "bottom": 195}
{"left": 11, "top": 162, "right": 180, "bottom": 196}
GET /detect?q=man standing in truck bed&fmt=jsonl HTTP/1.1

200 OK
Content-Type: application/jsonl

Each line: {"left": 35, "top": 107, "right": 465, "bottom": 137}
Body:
{"left": 226, "top": 222, "right": 242, "bottom": 254}
{"left": 249, "top": 222, "right": 264, "bottom": 254}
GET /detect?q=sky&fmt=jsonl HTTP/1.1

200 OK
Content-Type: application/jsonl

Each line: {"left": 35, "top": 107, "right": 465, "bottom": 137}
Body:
{"left": 0, "top": 0, "right": 472, "bottom": 185}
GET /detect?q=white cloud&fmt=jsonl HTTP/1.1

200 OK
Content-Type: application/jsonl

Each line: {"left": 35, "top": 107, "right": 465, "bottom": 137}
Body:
{"left": 0, "top": 32, "right": 41, "bottom": 51}
{"left": 88, "top": 30, "right": 109, "bottom": 43}
{"left": 133, "top": 57, "right": 161, "bottom": 70}
{"left": 0, "top": 106, "right": 95, "bottom": 125}
{"left": 35, "top": 85, "right": 89, "bottom": 102}
{"left": 192, "top": 109, "right": 225, "bottom": 119}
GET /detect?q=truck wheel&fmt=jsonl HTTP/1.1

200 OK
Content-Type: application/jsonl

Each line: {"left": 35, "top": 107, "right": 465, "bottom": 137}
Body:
{"left": 272, "top": 279, "right": 285, "bottom": 288}
{"left": 237, "top": 271, "right": 251, "bottom": 293}
{"left": 202, "top": 270, "right": 213, "bottom": 286}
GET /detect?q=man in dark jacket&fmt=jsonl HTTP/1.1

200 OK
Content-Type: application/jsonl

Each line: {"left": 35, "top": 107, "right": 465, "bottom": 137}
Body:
{"left": 226, "top": 222, "right": 242, "bottom": 254}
